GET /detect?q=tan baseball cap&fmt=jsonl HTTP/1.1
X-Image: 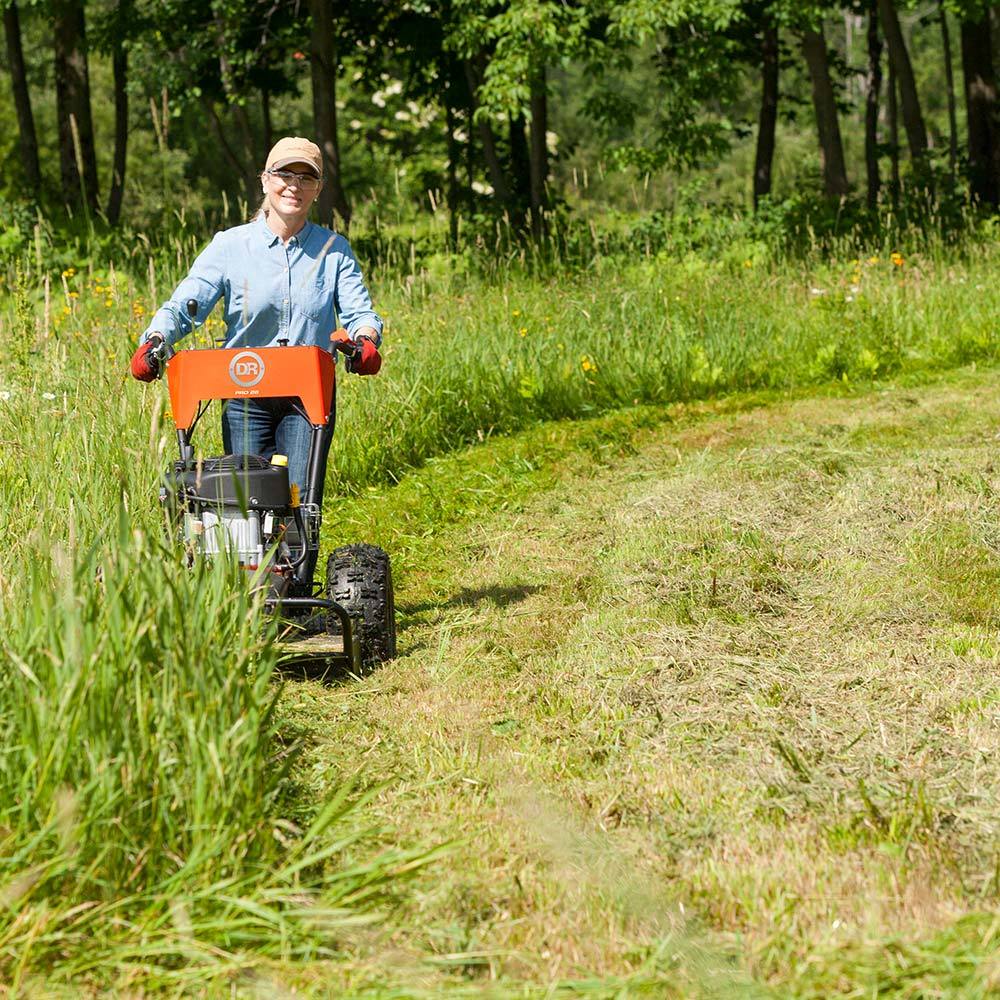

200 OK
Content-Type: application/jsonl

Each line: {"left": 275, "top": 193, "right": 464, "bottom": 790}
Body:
{"left": 265, "top": 137, "right": 323, "bottom": 178}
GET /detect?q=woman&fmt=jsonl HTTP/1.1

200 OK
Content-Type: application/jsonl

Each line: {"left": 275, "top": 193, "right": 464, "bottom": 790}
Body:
{"left": 130, "top": 136, "right": 382, "bottom": 493}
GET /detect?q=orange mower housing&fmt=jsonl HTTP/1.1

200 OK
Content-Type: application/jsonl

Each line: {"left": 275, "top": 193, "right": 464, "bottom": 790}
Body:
{"left": 166, "top": 344, "right": 336, "bottom": 431}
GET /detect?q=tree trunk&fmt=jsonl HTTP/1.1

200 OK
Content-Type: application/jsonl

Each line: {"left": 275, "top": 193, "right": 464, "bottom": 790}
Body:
{"left": 105, "top": 0, "right": 130, "bottom": 226}
{"left": 938, "top": 1, "right": 958, "bottom": 176}
{"left": 960, "top": 14, "right": 999, "bottom": 205}
{"left": 309, "top": 0, "right": 351, "bottom": 228}
{"left": 216, "top": 49, "right": 260, "bottom": 207}
{"left": 3, "top": 1, "right": 41, "bottom": 189}
{"left": 528, "top": 65, "right": 548, "bottom": 241}
{"left": 232, "top": 102, "right": 257, "bottom": 172}
{"left": 202, "top": 95, "right": 247, "bottom": 181}
{"left": 52, "top": 0, "right": 99, "bottom": 211}
{"left": 887, "top": 58, "right": 901, "bottom": 199}
{"left": 233, "top": 102, "right": 260, "bottom": 206}
{"left": 509, "top": 113, "right": 530, "bottom": 206}
{"left": 865, "top": 1, "right": 882, "bottom": 208}
{"left": 754, "top": 23, "right": 779, "bottom": 209}
{"left": 877, "top": 0, "right": 929, "bottom": 164}
{"left": 801, "top": 27, "right": 850, "bottom": 197}
{"left": 465, "top": 104, "right": 475, "bottom": 196}
{"left": 463, "top": 56, "right": 513, "bottom": 205}
{"left": 445, "top": 97, "right": 459, "bottom": 245}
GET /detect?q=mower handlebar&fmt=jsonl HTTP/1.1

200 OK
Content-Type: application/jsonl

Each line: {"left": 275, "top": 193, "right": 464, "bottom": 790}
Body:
{"left": 148, "top": 335, "right": 172, "bottom": 378}
{"left": 330, "top": 335, "right": 362, "bottom": 363}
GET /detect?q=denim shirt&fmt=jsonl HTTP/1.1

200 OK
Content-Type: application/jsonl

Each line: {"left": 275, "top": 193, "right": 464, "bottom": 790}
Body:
{"left": 142, "top": 216, "right": 382, "bottom": 350}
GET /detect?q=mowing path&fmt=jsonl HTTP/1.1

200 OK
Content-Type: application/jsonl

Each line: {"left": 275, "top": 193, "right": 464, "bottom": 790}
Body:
{"left": 280, "top": 366, "right": 1000, "bottom": 997}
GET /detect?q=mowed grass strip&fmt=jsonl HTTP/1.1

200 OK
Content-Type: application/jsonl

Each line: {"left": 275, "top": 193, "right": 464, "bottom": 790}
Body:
{"left": 278, "top": 366, "right": 1000, "bottom": 996}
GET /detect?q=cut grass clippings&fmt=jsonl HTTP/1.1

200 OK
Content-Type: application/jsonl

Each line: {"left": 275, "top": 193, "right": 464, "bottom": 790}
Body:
{"left": 272, "top": 365, "right": 1000, "bottom": 996}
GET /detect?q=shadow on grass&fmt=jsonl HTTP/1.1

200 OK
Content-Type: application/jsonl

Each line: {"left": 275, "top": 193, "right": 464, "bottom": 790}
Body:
{"left": 276, "top": 637, "right": 430, "bottom": 686}
{"left": 399, "top": 582, "right": 543, "bottom": 622}
{"left": 276, "top": 657, "right": 362, "bottom": 686}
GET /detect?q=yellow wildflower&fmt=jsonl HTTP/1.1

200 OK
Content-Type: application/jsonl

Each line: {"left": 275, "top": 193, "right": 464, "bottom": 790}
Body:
{"left": 68, "top": 291, "right": 79, "bottom": 299}
{"left": 519, "top": 327, "right": 527, "bottom": 336}
{"left": 868, "top": 255, "right": 879, "bottom": 264}
{"left": 61, "top": 267, "right": 76, "bottom": 278}
{"left": 891, "top": 252, "right": 904, "bottom": 267}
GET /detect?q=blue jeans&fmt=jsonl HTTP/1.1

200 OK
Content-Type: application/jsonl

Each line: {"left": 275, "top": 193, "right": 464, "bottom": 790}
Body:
{"left": 222, "top": 397, "right": 333, "bottom": 499}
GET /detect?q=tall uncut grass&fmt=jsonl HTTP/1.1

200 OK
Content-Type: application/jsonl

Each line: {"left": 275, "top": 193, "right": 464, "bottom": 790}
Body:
{"left": 0, "top": 211, "right": 998, "bottom": 984}
{"left": 331, "top": 236, "right": 1000, "bottom": 490}
{"left": 0, "top": 387, "right": 433, "bottom": 986}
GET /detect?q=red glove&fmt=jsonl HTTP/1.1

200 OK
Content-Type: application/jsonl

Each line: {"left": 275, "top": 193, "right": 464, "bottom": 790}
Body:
{"left": 350, "top": 336, "right": 382, "bottom": 375}
{"left": 331, "top": 329, "right": 382, "bottom": 375}
{"left": 130, "top": 337, "right": 162, "bottom": 382}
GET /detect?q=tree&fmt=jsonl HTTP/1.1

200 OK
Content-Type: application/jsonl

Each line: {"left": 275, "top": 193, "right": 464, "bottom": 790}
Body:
{"left": 959, "top": 5, "right": 999, "bottom": 205}
{"left": 92, "top": 0, "right": 135, "bottom": 224}
{"left": 588, "top": 1, "right": 748, "bottom": 174}
{"left": 128, "top": 0, "right": 313, "bottom": 215}
{"left": 450, "top": 0, "right": 594, "bottom": 237}
{"left": 938, "top": 0, "right": 958, "bottom": 176}
{"left": 2, "top": 0, "right": 41, "bottom": 188}
{"left": 52, "top": 0, "right": 100, "bottom": 210}
{"left": 877, "top": 0, "right": 929, "bottom": 166}
{"left": 800, "top": 24, "right": 850, "bottom": 196}
{"left": 754, "top": 19, "right": 779, "bottom": 207}
{"left": 864, "top": 0, "right": 882, "bottom": 208}
{"left": 463, "top": 54, "right": 515, "bottom": 208}
{"left": 887, "top": 51, "right": 901, "bottom": 197}
{"left": 310, "top": 0, "right": 352, "bottom": 227}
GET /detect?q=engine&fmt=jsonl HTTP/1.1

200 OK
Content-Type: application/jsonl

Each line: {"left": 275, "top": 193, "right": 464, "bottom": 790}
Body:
{"left": 161, "top": 454, "right": 303, "bottom": 596}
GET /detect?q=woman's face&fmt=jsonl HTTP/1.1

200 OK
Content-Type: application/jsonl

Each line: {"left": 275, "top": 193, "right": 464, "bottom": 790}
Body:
{"left": 261, "top": 161, "right": 323, "bottom": 221}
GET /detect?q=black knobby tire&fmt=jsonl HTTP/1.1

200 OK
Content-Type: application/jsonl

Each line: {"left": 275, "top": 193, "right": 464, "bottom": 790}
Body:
{"left": 326, "top": 543, "right": 397, "bottom": 667}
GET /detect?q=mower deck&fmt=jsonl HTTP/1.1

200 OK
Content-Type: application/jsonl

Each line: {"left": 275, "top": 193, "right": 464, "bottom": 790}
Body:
{"left": 277, "top": 632, "right": 345, "bottom": 656}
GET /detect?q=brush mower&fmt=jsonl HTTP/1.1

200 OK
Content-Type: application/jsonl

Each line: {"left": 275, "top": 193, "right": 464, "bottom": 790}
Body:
{"left": 151, "top": 310, "right": 396, "bottom": 673}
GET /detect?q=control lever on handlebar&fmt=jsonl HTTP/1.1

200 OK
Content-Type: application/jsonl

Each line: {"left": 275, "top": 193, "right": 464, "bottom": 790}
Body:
{"left": 331, "top": 329, "right": 362, "bottom": 365}
{"left": 148, "top": 299, "right": 196, "bottom": 377}
{"left": 149, "top": 335, "right": 170, "bottom": 375}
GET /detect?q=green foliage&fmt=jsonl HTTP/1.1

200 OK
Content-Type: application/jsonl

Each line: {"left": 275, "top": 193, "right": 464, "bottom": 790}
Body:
{"left": 451, "top": 0, "right": 594, "bottom": 116}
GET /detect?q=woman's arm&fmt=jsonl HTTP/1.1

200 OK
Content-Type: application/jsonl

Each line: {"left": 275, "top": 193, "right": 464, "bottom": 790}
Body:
{"left": 334, "top": 241, "right": 383, "bottom": 347}
{"left": 141, "top": 233, "right": 228, "bottom": 347}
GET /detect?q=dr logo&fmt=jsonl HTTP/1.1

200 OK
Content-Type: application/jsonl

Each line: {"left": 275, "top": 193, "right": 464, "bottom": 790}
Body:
{"left": 229, "top": 351, "right": 266, "bottom": 388}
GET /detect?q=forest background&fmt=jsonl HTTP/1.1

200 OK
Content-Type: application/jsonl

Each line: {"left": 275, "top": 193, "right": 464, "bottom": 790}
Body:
{"left": 1, "top": 0, "right": 999, "bottom": 265}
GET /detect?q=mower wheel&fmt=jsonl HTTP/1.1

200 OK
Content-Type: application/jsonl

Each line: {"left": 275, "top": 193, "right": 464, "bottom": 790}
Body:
{"left": 326, "top": 543, "right": 397, "bottom": 667}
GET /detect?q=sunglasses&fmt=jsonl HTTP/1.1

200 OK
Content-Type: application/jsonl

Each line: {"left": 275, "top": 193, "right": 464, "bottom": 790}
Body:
{"left": 266, "top": 169, "right": 321, "bottom": 191}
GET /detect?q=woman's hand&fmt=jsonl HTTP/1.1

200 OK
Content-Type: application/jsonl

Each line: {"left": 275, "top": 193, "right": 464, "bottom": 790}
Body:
{"left": 350, "top": 336, "right": 381, "bottom": 375}
{"left": 331, "top": 328, "right": 382, "bottom": 376}
{"left": 130, "top": 335, "right": 164, "bottom": 382}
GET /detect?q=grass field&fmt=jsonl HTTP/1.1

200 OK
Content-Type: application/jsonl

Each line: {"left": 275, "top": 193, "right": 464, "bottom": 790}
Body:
{"left": 1, "top": 236, "right": 999, "bottom": 991}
